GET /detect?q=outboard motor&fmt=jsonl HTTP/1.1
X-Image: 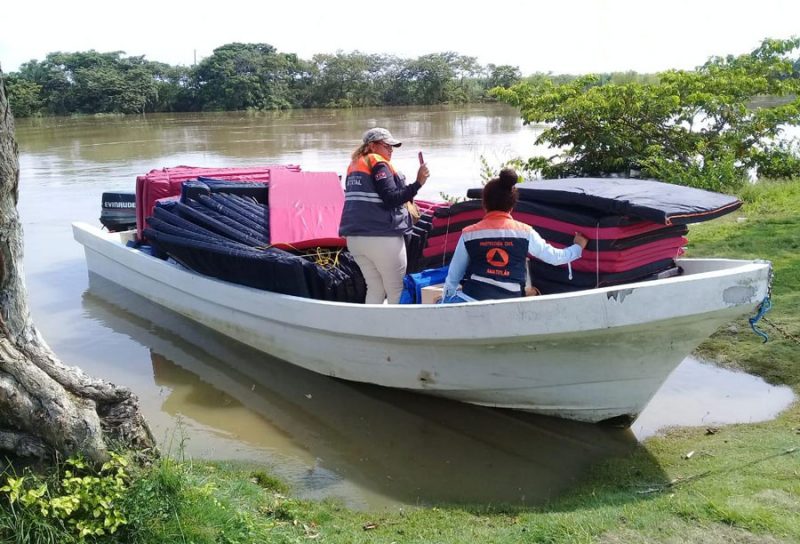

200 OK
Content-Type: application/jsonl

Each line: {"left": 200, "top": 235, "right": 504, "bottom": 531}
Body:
{"left": 100, "top": 191, "right": 136, "bottom": 232}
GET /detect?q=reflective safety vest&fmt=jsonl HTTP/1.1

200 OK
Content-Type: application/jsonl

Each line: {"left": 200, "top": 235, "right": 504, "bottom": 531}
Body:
{"left": 461, "top": 211, "right": 530, "bottom": 300}
{"left": 339, "top": 153, "right": 411, "bottom": 236}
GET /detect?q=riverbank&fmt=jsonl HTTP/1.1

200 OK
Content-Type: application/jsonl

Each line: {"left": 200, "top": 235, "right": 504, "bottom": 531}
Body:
{"left": 3, "top": 179, "right": 799, "bottom": 543}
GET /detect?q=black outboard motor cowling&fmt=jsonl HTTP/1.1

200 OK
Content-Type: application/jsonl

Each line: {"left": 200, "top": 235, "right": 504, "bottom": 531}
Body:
{"left": 100, "top": 191, "right": 136, "bottom": 232}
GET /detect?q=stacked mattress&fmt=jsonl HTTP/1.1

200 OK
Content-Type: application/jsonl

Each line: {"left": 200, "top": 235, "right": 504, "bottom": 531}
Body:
{"left": 408, "top": 178, "right": 741, "bottom": 294}
{"left": 142, "top": 178, "right": 366, "bottom": 303}
{"left": 406, "top": 202, "right": 470, "bottom": 274}
{"left": 135, "top": 165, "right": 300, "bottom": 240}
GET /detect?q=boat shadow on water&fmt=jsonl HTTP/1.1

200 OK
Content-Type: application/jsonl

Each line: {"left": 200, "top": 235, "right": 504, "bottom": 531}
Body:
{"left": 82, "top": 273, "right": 669, "bottom": 509}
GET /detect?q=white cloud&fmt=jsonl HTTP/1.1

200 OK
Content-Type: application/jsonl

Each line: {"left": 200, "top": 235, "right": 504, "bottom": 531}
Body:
{"left": 2, "top": 0, "right": 797, "bottom": 75}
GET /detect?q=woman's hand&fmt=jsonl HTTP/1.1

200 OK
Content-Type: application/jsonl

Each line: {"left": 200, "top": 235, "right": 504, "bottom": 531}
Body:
{"left": 416, "top": 164, "right": 430, "bottom": 186}
{"left": 573, "top": 232, "right": 589, "bottom": 249}
{"left": 525, "top": 286, "right": 541, "bottom": 297}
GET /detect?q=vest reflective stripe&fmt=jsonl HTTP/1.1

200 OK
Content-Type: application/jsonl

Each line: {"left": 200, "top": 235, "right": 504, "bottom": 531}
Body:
{"left": 461, "top": 213, "right": 531, "bottom": 300}
{"left": 344, "top": 154, "right": 393, "bottom": 202}
{"left": 345, "top": 191, "right": 383, "bottom": 203}
{"left": 468, "top": 274, "right": 523, "bottom": 292}
{"left": 339, "top": 154, "right": 410, "bottom": 237}
{"left": 462, "top": 228, "right": 533, "bottom": 242}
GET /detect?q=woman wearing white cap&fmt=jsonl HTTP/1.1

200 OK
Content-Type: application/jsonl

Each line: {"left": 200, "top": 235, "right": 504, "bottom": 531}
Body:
{"left": 339, "top": 127, "right": 430, "bottom": 304}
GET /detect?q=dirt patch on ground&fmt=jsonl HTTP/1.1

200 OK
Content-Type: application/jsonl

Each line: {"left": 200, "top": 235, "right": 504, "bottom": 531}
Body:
{"left": 596, "top": 524, "right": 790, "bottom": 544}
{"left": 751, "top": 489, "right": 800, "bottom": 513}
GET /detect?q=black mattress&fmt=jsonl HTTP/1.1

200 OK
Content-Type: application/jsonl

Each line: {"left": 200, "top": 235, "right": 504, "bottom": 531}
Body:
{"left": 529, "top": 258, "right": 680, "bottom": 289}
{"left": 467, "top": 178, "right": 741, "bottom": 225}
{"left": 144, "top": 182, "right": 366, "bottom": 302}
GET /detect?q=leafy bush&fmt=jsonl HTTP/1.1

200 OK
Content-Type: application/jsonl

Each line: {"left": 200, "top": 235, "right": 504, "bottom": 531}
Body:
{"left": 5, "top": 75, "right": 44, "bottom": 117}
{"left": 751, "top": 139, "right": 800, "bottom": 179}
{"left": 639, "top": 151, "right": 747, "bottom": 193}
{"left": 493, "top": 37, "right": 800, "bottom": 187}
{"left": 0, "top": 453, "right": 130, "bottom": 541}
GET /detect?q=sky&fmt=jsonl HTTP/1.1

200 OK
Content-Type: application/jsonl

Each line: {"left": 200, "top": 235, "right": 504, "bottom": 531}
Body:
{"left": 2, "top": 0, "right": 798, "bottom": 76}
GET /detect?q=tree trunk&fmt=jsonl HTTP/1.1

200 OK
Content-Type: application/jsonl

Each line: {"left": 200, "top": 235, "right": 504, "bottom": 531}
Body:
{"left": 0, "top": 67, "right": 155, "bottom": 463}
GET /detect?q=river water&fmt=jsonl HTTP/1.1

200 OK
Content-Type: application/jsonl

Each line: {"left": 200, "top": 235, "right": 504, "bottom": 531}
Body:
{"left": 14, "top": 105, "right": 794, "bottom": 510}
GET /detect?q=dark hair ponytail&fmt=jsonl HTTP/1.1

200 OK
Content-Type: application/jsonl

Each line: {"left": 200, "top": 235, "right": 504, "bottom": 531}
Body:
{"left": 483, "top": 168, "right": 519, "bottom": 212}
{"left": 498, "top": 168, "right": 518, "bottom": 189}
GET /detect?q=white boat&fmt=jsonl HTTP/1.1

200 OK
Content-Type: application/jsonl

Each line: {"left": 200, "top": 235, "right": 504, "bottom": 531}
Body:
{"left": 72, "top": 221, "right": 771, "bottom": 425}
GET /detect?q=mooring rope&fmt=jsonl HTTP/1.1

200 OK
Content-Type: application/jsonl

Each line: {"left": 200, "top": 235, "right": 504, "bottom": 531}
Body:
{"left": 762, "top": 316, "right": 800, "bottom": 344}
{"left": 749, "top": 296, "right": 772, "bottom": 343}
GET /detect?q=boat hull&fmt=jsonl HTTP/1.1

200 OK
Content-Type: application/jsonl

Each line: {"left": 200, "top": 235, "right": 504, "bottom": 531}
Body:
{"left": 73, "top": 222, "right": 771, "bottom": 423}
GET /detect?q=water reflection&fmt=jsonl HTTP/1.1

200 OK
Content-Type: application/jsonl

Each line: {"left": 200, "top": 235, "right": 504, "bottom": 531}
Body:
{"left": 83, "top": 274, "right": 645, "bottom": 509}
{"left": 15, "top": 106, "right": 530, "bottom": 165}
{"left": 14, "top": 105, "right": 542, "bottom": 201}
{"left": 633, "top": 357, "right": 794, "bottom": 438}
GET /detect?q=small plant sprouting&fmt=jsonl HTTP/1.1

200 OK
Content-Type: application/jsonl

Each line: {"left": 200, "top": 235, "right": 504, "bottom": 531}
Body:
{"left": 0, "top": 452, "right": 131, "bottom": 540}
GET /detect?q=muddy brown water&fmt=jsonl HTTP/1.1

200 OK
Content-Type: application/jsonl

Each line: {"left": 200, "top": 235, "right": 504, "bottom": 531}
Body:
{"left": 15, "top": 106, "right": 794, "bottom": 510}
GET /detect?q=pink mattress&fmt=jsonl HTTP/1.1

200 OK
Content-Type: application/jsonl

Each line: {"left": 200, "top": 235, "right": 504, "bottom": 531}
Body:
{"left": 267, "top": 169, "right": 345, "bottom": 249}
{"left": 422, "top": 233, "right": 685, "bottom": 274}
{"left": 429, "top": 210, "right": 669, "bottom": 239}
{"left": 548, "top": 238, "right": 686, "bottom": 273}
{"left": 136, "top": 165, "right": 299, "bottom": 239}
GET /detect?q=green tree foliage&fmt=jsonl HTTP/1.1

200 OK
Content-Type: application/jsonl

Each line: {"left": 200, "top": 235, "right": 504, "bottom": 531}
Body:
{"left": 394, "top": 52, "right": 482, "bottom": 105}
{"left": 3, "top": 75, "right": 43, "bottom": 117}
{"left": 15, "top": 42, "right": 738, "bottom": 118}
{"left": 486, "top": 64, "right": 522, "bottom": 89}
{"left": 309, "top": 51, "right": 391, "bottom": 107}
{"left": 7, "top": 45, "right": 521, "bottom": 116}
{"left": 194, "top": 43, "right": 305, "bottom": 111}
{"left": 16, "top": 56, "right": 73, "bottom": 115}
{"left": 145, "top": 62, "right": 197, "bottom": 112}
{"left": 606, "top": 71, "right": 660, "bottom": 85}
{"left": 494, "top": 37, "right": 800, "bottom": 189}
{"left": 14, "top": 51, "right": 166, "bottom": 115}
{"left": 523, "top": 72, "right": 579, "bottom": 87}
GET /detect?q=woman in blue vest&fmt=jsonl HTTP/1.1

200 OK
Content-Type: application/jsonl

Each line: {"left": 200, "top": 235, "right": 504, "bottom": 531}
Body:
{"left": 340, "top": 127, "right": 431, "bottom": 304}
{"left": 442, "top": 168, "right": 588, "bottom": 302}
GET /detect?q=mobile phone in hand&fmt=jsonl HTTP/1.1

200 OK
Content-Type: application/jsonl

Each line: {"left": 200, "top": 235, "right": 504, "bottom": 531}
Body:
{"left": 418, "top": 151, "right": 425, "bottom": 165}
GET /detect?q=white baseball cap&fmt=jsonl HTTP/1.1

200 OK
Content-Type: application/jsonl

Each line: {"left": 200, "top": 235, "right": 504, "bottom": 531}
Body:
{"left": 362, "top": 127, "right": 402, "bottom": 147}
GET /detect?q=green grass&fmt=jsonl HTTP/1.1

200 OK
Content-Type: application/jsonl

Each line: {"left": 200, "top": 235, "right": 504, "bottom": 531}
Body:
{"left": 689, "top": 179, "right": 800, "bottom": 387}
{"left": 2, "top": 179, "right": 799, "bottom": 543}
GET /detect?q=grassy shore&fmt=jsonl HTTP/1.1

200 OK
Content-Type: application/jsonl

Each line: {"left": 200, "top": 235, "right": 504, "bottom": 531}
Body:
{"left": 2, "top": 180, "right": 799, "bottom": 543}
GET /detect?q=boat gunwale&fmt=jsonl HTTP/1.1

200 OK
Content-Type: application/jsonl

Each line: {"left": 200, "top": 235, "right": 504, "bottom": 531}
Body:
{"left": 72, "top": 222, "right": 770, "bottom": 341}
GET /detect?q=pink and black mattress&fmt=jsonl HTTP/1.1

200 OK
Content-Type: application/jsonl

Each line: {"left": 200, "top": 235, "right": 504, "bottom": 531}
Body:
{"left": 466, "top": 177, "right": 742, "bottom": 225}
{"left": 408, "top": 178, "right": 741, "bottom": 293}
{"left": 530, "top": 258, "right": 681, "bottom": 288}
{"left": 135, "top": 165, "right": 300, "bottom": 240}
{"left": 530, "top": 262, "right": 683, "bottom": 294}
{"left": 141, "top": 176, "right": 365, "bottom": 302}
{"left": 180, "top": 177, "right": 269, "bottom": 204}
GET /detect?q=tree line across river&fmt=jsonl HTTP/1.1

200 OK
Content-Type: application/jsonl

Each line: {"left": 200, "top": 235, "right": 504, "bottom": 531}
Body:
{"left": 2, "top": 42, "right": 664, "bottom": 117}
{"left": 3, "top": 38, "right": 799, "bottom": 191}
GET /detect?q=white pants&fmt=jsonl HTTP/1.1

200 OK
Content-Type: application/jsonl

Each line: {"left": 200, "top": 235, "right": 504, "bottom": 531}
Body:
{"left": 346, "top": 235, "right": 407, "bottom": 304}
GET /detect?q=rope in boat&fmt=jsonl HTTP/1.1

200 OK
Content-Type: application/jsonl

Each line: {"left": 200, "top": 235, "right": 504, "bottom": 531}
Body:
{"left": 307, "top": 247, "right": 342, "bottom": 269}
{"left": 441, "top": 211, "right": 452, "bottom": 268}
{"left": 594, "top": 222, "right": 600, "bottom": 288}
{"left": 256, "top": 242, "right": 342, "bottom": 269}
